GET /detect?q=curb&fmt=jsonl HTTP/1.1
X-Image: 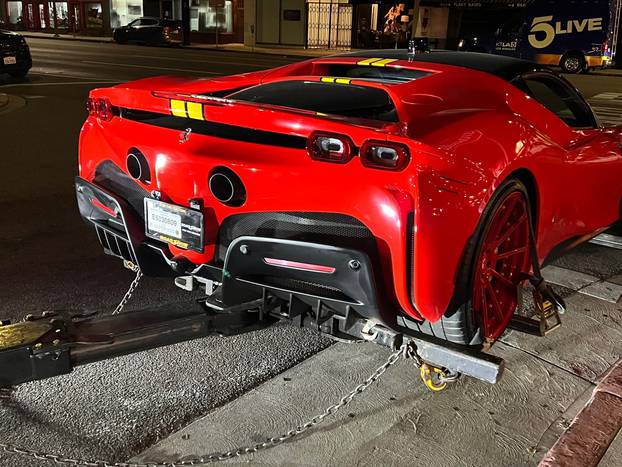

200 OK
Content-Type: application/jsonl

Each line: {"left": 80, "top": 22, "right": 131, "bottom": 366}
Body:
{"left": 21, "top": 33, "right": 333, "bottom": 58}
{"left": 22, "top": 33, "right": 113, "bottom": 44}
{"left": 539, "top": 359, "right": 622, "bottom": 467}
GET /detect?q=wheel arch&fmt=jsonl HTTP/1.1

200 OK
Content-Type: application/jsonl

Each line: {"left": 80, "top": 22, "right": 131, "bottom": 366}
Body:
{"left": 505, "top": 168, "right": 538, "bottom": 223}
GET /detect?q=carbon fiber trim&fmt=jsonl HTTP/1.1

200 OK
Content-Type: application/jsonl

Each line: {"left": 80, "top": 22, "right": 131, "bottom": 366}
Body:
{"left": 216, "top": 212, "right": 377, "bottom": 265}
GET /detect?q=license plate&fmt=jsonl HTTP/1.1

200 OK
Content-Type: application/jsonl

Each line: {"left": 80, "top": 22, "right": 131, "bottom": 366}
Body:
{"left": 3, "top": 56, "right": 16, "bottom": 65}
{"left": 144, "top": 198, "right": 204, "bottom": 252}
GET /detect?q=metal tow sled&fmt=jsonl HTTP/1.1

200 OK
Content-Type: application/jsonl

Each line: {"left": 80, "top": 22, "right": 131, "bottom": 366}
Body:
{"left": 0, "top": 275, "right": 505, "bottom": 391}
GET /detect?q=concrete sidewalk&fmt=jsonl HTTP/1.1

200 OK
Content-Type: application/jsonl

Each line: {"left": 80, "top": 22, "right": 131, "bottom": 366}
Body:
{"left": 133, "top": 288, "right": 622, "bottom": 467}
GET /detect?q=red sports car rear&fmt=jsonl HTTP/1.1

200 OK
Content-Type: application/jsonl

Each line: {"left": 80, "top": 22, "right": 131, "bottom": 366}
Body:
{"left": 77, "top": 51, "right": 622, "bottom": 347}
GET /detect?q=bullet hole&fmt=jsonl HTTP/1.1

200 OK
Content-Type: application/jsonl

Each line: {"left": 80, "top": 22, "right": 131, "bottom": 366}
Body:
{"left": 182, "top": 434, "right": 190, "bottom": 440}
{"left": 283, "top": 377, "right": 291, "bottom": 382}
{"left": 389, "top": 396, "right": 396, "bottom": 401}
{"left": 348, "top": 413, "right": 356, "bottom": 418}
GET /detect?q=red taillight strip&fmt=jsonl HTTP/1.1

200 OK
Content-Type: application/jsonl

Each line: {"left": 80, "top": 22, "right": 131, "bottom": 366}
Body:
{"left": 91, "top": 198, "right": 118, "bottom": 217}
{"left": 263, "top": 258, "right": 336, "bottom": 274}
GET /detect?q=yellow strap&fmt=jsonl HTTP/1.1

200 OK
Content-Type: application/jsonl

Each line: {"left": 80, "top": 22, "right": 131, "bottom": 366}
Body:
{"left": 335, "top": 78, "right": 351, "bottom": 84}
{"left": 186, "top": 101, "right": 204, "bottom": 120}
{"left": 370, "top": 58, "right": 398, "bottom": 67}
{"left": 170, "top": 99, "right": 187, "bottom": 118}
{"left": 320, "top": 77, "right": 336, "bottom": 83}
{"left": 357, "top": 57, "right": 385, "bottom": 66}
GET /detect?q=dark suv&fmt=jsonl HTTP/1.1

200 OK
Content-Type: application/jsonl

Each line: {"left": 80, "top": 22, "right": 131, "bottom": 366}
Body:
{"left": 113, "top": 17, "right": 183, "bottom": 46}
{"left": 0, "top": 29, "right": 32, "bottom": 78}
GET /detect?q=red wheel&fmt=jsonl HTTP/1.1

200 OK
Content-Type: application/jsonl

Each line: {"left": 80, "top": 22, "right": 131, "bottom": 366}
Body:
{"left": 417, "top": 179, "right": 533, "bottom": 345}
{"left": 471, "top": 189, "right": 531, "bottom": 341}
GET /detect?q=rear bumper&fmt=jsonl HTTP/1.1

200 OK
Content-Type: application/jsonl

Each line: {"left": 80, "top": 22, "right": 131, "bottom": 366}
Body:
{"left": 0, "top": 46, "right": 32, "bottom": 74}
{"left": 586, "top": 55, "right": 612, "bottom": 68}
{"left": 76, "top": 177, "right": 389, "bottom": 324}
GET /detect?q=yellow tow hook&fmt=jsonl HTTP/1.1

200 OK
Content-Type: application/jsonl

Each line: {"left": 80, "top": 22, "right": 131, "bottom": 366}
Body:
{"left": 419, "top": 363, "right": 449, "bottom": 392}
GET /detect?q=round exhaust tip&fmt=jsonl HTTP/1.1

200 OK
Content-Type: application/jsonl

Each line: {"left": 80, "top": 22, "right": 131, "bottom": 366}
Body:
{"left": 209, "top": 173, "right": 235, "bottom": 203}
{"left": 126, "top": 149, "right": 151, "bottom": 184}
{"left": 209, "top": 167, "right": 246, "bottom": 207}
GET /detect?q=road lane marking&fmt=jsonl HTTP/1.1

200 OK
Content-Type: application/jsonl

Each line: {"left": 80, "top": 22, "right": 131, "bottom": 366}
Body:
{"left": 591, "top": 92, "right": 622, "bottom": 100}
{"left": 28, "top": 47, "right": 289, "bottom": 68}
{"left": 81, "top": 60, "right": 221, "bottom": 75}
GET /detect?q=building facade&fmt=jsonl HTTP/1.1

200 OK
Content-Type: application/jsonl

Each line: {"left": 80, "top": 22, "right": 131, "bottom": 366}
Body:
{"left": 1, "top": 0, "right": 244, "bottom": 42}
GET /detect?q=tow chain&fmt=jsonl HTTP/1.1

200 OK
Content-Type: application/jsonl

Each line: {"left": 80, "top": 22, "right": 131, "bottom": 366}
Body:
{"left": 112, "top": 261, "right": 143, "bottom": 315}
{"left": 0, "top": 266, "right": 459, "bottom": 466}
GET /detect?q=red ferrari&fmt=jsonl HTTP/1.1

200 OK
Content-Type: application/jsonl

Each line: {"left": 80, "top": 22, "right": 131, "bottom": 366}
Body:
{"left": 76, "top": 51, "right": 622, "bottom": 347}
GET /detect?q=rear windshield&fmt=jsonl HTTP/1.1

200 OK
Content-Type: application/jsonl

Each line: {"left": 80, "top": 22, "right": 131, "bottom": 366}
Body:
{"left": 227, "top": 81, "right": 399, "bottom": 122}
{"left": 327, "top": 65, "right": 430, "bottom": 83}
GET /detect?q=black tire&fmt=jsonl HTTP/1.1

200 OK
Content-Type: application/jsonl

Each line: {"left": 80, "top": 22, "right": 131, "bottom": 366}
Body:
{"left": 560, "top": 52, "right": 586, "bottom": 74}
{"left": 415, "top": 179, "right": 531, "bottom": 345}
{"left": 114, "top": 33, "right": 127, "bottom": 45}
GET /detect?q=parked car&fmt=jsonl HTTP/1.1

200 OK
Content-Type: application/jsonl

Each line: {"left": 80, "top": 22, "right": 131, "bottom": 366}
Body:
{"left": 0, "top": 29, "right": 32, "bottom": 78}
{"left": 113, "top": 17, "right": 183, "bottom": 46}
{"left": 77, "top": 51, "right": 622, "bottom": 350}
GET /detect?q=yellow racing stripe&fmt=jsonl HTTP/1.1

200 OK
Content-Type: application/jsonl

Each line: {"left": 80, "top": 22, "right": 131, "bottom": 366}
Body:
{"left": 186, "top": 101, "right": 204, "bottom": 120}
{"left": 170, "top": 99, "right": 187, "bottom": 118}
{"left": 321, "top": 77, "right": 351, "bottom": 85}
{"left": 357, "top": 57, "right": 383, "bottom": 66}
{"left": 370, "top": 58, "right": 398, "bottom": 67}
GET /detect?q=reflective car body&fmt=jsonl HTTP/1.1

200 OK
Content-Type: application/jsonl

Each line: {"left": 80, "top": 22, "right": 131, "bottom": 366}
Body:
{"left": 77, "top": 51, "right": 622, "bottom": 334}
{"left": 113, "top": 17, "right": 183, "bottom": 46}
{"left": 0, "top": 29, "right": 31, "bottom": 77}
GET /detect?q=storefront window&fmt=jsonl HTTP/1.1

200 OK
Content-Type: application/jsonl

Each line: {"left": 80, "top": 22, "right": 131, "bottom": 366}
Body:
{"left": 48, "top": 2, "right": 70, "bottom": 30}
{"left": 38, "top": 3, "right": 47, "bottom": 29}
{"left": 172, "top": 0, "right": 232, "bottom": 33}
{"left": 110, "top": 0, "right": 143, "bottom": 28}
{"left": 86, "top": 3, "right": 103, "bottom": 30}
{"left": 6, "top": 1, "right": 24, "bottom": 29}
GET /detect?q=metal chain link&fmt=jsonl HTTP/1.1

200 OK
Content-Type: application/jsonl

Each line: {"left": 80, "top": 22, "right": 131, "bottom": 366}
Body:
{"left": 0, "top": 342, "right": 411, "bottom": 466}
{"left": 112, "top": 266, "right": 143, "bottom": 315}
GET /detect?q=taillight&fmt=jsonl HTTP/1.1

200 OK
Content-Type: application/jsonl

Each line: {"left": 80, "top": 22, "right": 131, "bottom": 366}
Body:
{"left": 307, "top": 132, "right": 353, "bottom": 164}
{"left": 86, "top": 97, "right": 114, "bottom": 121}
{"left": 360, "top": 141, "right": 410, "bottom": 171}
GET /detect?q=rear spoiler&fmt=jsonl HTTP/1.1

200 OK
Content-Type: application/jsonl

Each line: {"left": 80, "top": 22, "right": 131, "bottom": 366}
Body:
{"left": 150, "top": 90, "right": 401, "bottom": 132}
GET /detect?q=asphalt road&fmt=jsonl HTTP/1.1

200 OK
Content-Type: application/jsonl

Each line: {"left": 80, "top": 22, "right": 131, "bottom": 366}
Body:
{"left": 0, "top": 39, "right": 325, "bottom": 467}
{"left": 0, "top": 39, "right": 622, "bottom": 466}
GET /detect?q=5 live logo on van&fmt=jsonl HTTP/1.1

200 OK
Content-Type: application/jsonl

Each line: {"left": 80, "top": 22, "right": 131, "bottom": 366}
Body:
{"left": 529, "top": 16, "right": 603, "bottom": 48}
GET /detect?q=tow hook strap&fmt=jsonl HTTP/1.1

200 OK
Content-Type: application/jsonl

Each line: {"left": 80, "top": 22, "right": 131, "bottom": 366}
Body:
{"left": 520, "top": 205, "right": 566, "bottom": 337}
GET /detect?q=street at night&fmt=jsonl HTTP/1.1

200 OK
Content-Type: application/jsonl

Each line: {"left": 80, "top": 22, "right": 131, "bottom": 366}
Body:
{"left": 1, "top": 36, "right": 622, "bottom": 467}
